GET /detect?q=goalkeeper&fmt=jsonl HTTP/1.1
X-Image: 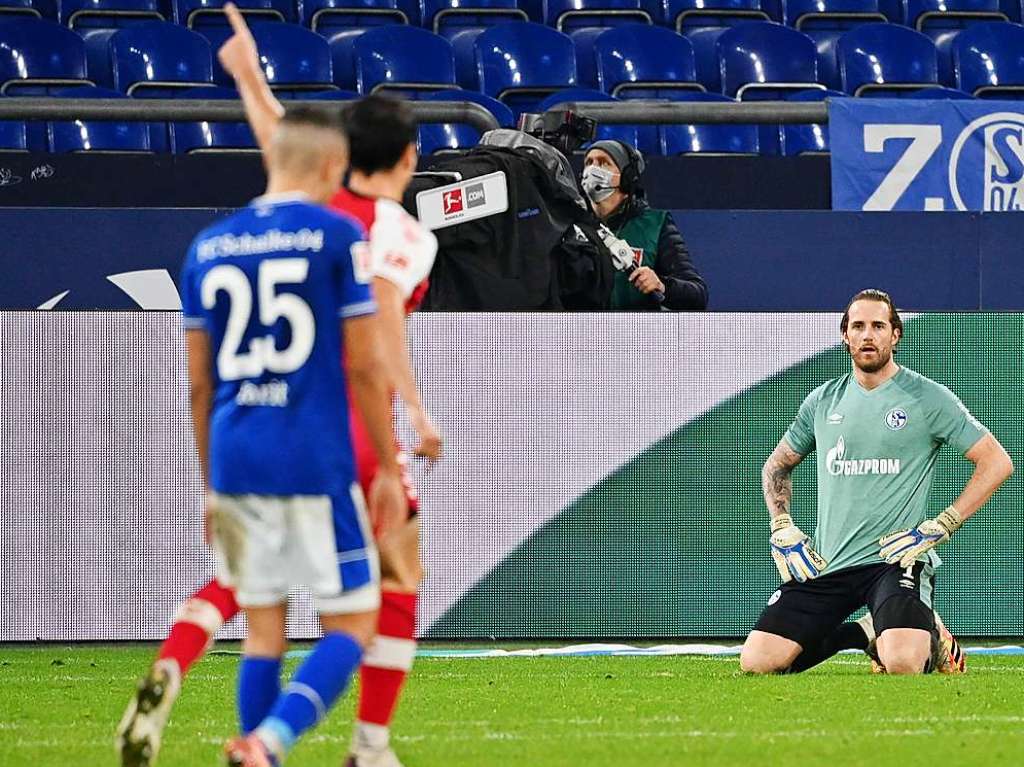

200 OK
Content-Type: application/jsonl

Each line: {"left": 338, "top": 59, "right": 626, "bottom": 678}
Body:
{"left": 741, "top": 289, "right": 1013, "bottom": 675}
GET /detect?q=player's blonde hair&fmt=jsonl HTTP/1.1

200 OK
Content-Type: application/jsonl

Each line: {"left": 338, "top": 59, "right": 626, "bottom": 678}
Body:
{"left": 269, "top": 106, "right": 348, "bottom": 177}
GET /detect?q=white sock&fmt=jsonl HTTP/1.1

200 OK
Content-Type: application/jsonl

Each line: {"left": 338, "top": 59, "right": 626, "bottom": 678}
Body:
{"left": 354, "top": 720, "right": 390, "bottom": 752}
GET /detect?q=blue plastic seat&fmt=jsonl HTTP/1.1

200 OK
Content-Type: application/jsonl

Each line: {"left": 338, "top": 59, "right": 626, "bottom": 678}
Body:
{"left": 536, "top": 87, "right": 651, "bottom": 151}
{"left": 301, "top": 0, "right": 406, "bottom": 35}
{"left": 658, "top": 0, "right": 768, "bottom": 29}
{"left": 906, "top": 0, "right": 1007, "bottom": 83}
{"left": 48, "top": 85, "right": 150, "bottom": 151}
{"left": 674, "top": 1, "right": 770, "bottom": 92}
{"left": 350, "top": 25, "right": 456, "bottom": 96}
{"left": 474, "top": 22, "right": 577, "bottom": 117}
{"left": 209, "top": 24, "right": 334, "bottom": 94}
{"left": 592, "top": 23, "right": 703, "bottom": 96}
{"left": 1000, "top": 0, "right": 1021, "bottom": 20}
{"left": 0, "top": 18, "right": 91, "bottom": 94}
{"left": 418, "top": 90, "right": 512, "bottom": 155}
{"left": 174, "top": 0, "right": 291, "bottom": 27}
{"left": 545, "top": 0, "right": 650, "bottom": 32}
{"left": 780, "top": 87, "right": 843, "bottom": 156}
{"left": 781, "top": 0, "right": 885, "bottom": 90}
{"left": 717, "top": 22, "right": 822, "bottom": 100}
{"left": 837, "top": 23, "right": 939, "bottom": 96}
{"left": 61, "top": 0, "right": 163, "bottom": 27}
{"left": 170, "top": 85, "right": 258, "bottom": 152}
{"left": 276, "top": 87, "right": 359, "bottom": 100}
{"left": 660, "top": 91, "right": 758, "bottom": 154}
{"left": 110, "top": 23, "right": 212, "bottom": 96}
{"left": 423, "top": 0, "right": 526, "bottom": 36}
{"left": 906, "top": 83, "right": 975, "bottom": 97}
{"left": 953, "top": 21, "right": 1024, "bottom": 98}
{"left": 0, "top": 0, "right": 45, "bottom": 18}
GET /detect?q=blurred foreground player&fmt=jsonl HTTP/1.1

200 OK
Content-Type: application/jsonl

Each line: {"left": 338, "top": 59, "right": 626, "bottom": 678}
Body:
{"left": 741, "top": 289, "right": 1013, "bottom": 675}
{"left": 116, "top": 8, "right": 439, "bottom": 767}
{"left": 189, "top": 105, "right": 404, "bottom": 767}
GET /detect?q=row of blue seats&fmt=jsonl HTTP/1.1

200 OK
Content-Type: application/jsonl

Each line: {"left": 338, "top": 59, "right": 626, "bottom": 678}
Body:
{"left": 1, "top": 17, "right": 1023, "bottom": 113}
{"left": 6, "top": 0, "right": 1024, "bottom": 32}
{"left": 0, "top": 84, "right": 985, "bottom": 155}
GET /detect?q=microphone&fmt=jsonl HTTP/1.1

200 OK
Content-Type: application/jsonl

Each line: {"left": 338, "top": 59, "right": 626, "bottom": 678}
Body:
{"left": 597, "top": 224, "right": 664, "bottom": 304}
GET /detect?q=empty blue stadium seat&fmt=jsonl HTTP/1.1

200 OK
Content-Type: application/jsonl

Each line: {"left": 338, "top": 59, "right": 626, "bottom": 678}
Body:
{"left": 418, "top": 88, "right": 512, "bottom": 154}
{"left": 545, "top": 0, "right": 650, "bottom": 31}
{"left": 352, "top": 25, "right": 456, "bottom": 95}
{"left": 278, "top": 87, "right": 359, "bottom": 100}
{"left": 677, "top": 1, "right": 770, "bottom": 92}
{"left": 1000, "top": 0, "right": 1021, "bottom": 20}
{"left": 780, "top": 87, "right": 843, "bottom": 156}
{"left": 170, "top": 85, "right": 258, "bottom": 152}
{"left": 61, "top": 0, "right": 163, "bottom": 27}
{"left": 953, "top": 21, "right": 1024, "bottom": 97}
{"left": 0, "top": 18, "right": 91, "bottom": 94}
{"left": 659, "top": 0, "right": 767, "bottom": 29}
{"left": 301, "top": 0, "right": 406, "bottom": 35}
{"left": 0, "top": 118, "right": 26, "bottom": 148}
{"left": 110, "top": 22, "right": 213, "bottom": 95}
{"left": 0, "top": 0, "right": 44, "bottom": 18}
{"left": 660, "top": 91, "right": 758, "bottom": 154}
{"left": 536, "top": 87, "right": 651, "bottom": 151}
{"left": 837, "top": 22, "right": 939, "bottom": 96}
{"left": 423, "top": 0, "right": 526, "bottom": 36}
{"left": 593, "top": 23, "right": 703, "bottom": 96}
{"left": 906, "top": 83, "right": 975, "bottom": 96}
{"left": 781, "top": 0, "right": 885, "bottom": 90}
{"left": 474, "top": 22, "right": 577, "bottom": 116}
{"left": 717, "top": 22, "right": 821, "bottom": 100}
{"left": 174, "top": 0, "right": 290, "bottom": 27}
{"left": 210, "top": 24, "right": 334, "bottom": 93}
{"left": 48, "top": 85, "right": 150, "bottom": 151}
{"left": 905, "top": 0, "right": 1007, "bottom": 83}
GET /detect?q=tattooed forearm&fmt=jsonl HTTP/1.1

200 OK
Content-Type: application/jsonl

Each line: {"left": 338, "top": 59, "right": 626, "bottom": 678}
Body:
{"left": 762, "top": 439, "right": 805, "bottom": 519}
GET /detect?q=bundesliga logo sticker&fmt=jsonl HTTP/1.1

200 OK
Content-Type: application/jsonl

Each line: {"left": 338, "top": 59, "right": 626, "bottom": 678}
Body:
{"left": 885, "top": 408, "right": 908, "bottom": 431}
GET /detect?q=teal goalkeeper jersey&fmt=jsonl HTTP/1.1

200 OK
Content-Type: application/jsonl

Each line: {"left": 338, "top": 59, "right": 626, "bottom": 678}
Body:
{"left": 784, "top": 366, "right": 988, "bottom": 574}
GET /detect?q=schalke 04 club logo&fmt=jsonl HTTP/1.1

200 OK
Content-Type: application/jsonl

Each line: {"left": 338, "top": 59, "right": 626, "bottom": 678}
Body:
{"left": 949, "top": 112, "right": 1024, "bottom": 212}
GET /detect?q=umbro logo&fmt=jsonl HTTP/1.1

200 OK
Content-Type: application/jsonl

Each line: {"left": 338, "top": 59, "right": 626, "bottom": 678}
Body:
{"left": 828, "top": 413, "right": 844, "bottom": 425}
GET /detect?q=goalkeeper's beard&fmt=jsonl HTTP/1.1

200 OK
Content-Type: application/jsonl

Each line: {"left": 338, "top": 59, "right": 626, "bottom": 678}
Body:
{"left": 849, "top": 343, "right": 893, "bottom": 374}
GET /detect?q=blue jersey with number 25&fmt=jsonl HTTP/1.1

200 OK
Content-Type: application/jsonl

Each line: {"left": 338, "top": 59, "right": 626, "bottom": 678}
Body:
{"left": 180, "top": 193, "right": 375, "bottom": 496}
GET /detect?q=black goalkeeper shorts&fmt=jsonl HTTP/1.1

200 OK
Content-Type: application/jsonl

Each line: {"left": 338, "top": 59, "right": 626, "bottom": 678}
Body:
{"left": 752, "top": 562, "right": 936, "bottom": 649}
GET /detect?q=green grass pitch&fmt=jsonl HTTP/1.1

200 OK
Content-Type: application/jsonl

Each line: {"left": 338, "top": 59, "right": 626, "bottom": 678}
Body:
{"left": 3, "top": 644, "right": 1024, "bottom": 766}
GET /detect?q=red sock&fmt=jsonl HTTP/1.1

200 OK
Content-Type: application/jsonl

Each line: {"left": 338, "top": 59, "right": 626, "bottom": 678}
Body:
{"left": 157, "top": 579, "right": 239, "bottom": 675}
{"left": 357, "top": 591, "right": 417, "bottom": 729}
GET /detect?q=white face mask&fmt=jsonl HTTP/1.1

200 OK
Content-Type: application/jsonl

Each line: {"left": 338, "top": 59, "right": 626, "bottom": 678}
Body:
{"left": 581, "top": 165, "right": 617, "bottom": 203}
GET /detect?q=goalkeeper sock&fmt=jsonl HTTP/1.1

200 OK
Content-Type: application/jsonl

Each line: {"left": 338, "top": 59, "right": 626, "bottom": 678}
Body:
{"left": 788, "top": 622, "right": 869, "bottom": 673}
{"left": 158, "top": 579, "right": 239, "bottom": 675}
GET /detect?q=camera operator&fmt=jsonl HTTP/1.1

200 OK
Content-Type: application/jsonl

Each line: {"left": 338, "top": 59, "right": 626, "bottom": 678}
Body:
{"left": 582, "top": 140, "right": 708, "bottom": 311}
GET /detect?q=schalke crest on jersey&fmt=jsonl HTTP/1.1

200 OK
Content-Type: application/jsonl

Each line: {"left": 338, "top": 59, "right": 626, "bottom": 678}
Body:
{"left": 885, "top": 408, "right": 908, "bottom": 431}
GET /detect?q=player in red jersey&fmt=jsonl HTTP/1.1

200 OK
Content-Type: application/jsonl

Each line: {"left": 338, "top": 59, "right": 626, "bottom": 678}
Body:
{"left": 115, "top": 8, "right": 439, "bottom": 767}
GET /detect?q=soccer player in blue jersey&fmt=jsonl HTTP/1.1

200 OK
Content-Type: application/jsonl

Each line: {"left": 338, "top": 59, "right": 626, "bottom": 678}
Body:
{"left": 179, "top": 106, "right": 406, "bottom": 767}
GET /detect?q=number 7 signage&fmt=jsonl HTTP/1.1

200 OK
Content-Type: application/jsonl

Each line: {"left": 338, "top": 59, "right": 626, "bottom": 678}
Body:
{"left": 829, "top": 99, "right": 1024, "bottom": 212}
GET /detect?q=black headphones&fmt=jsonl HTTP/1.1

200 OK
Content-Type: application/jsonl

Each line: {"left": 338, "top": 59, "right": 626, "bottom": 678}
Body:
{"left": 612, "top": 140, "right": 646, "bottom": 195}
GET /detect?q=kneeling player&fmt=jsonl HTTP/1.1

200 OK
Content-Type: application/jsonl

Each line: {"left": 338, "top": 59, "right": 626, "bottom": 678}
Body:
{"left": 740, "top": 290, "right": 1012, "bottom": 675}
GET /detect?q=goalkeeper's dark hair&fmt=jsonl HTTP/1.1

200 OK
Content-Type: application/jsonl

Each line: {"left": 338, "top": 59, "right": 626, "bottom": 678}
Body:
{"left": 341, "top": 95, "right": 417, "bottom": 174}
{"left": 840, "top": 289, "right": 904, "bottom": 349}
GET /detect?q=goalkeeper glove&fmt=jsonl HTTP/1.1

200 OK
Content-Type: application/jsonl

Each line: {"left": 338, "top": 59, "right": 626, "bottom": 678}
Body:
{"left": 879, "top": 506, "right": 963, "bottom": 569}
{"left": 770, "top": 514, "right": 827, "bottom": 583}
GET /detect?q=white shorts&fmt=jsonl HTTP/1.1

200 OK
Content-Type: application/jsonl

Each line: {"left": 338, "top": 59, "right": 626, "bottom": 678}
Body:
{"left": 208, "top": 484, "right": 380, "bottom": 614}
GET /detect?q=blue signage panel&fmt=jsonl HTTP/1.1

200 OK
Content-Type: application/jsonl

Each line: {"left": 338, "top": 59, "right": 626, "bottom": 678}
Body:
{"left": 831, "top": 99, "right": 1024, "bottom": 212}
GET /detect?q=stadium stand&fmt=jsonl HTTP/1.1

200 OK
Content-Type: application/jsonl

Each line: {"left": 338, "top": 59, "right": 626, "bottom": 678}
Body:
{"left": 0, "top": 18, "right": 91, "bottom": 94}
{"left": 660, "top": 91, "right": 759, "bottom": 154}
{"left": 352, "top": 25, "right": 457, "bottom": 94}
{"left": 47, "top": 84, "right": 150, "bottom": 151}
{"left": 675, "top": 1, "right": 770, "bottom": 91}
{"left": 779, "top": 87, "right": 843, "bottom": 155}
{"left": 169, "top": 85, "right": 257, "bottom": 151}
{"left": 952, "top": 20, "right": 1024, "bottom": 97}
{"left": 302, "top": 0, "right": 407, "bottom": 35}
{"left": 473, "top": 22, "right": 577, "bottom": 116}
{"left": 591, "top": 23, "right": 703, "bottom": 96}
{"left": 836, "top": 22, "right": 940, "bottom": 95}
{"left": 109, "top": 22, "right": 213, "bottom": 94}
{"left": 781, "top": 0, "right": 886, "bottom": 90}
{"left": 535, "top": 88, "right": 646, "bottom": 149}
